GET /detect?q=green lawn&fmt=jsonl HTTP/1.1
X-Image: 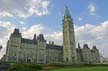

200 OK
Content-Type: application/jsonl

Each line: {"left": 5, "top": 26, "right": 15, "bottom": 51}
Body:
{"left": 47, "top": 67, "right": 108, "bottom": 71}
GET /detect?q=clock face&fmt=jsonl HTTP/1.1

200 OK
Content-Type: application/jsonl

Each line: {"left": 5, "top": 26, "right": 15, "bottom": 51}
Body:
{"left": 64, "top": 17, "right": 67, "bottom": 21}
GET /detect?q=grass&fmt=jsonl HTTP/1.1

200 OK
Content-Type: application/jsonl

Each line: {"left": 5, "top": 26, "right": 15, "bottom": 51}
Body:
{"left": 47, "top": 66, "right": 108, "bottom": 71}
{"left": 4, "top": 62, "right": 108, "bottom": 71}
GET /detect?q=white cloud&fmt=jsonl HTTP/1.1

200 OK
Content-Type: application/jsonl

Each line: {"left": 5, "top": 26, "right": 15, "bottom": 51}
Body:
{"left": 21, "top": 27, "right": 27, "bottom": 30}
{"left": 0, "top": 0, "right": 50, "bottom": 18}
{"left": 26, "top": 0, "right": 50, "bottom": 17}
{"left": 0, "top": 21, "right": 16, "bottom": 58}
{"left": 45, "top": 32, "right": 63, "bottom": 45}
{"left": 77, "top": 17, "right": 83, "bottom": 21}
{"left": 0, "top": 11, "right": 13, "bottom": 17}
{"left": 101, "top": 21, "right": 108, "bottom": 28}
{"left": 22, "top": 24, "right": 44, "bottom": 39}
{"left": 0, "top": 21, "right": 15, "bottom": 46}
{"left": 88, "top": 2, "right": 96, "bottom": 15}
{"left": 19, "top": 21, "right": 26, "bottom": 25}
{"left": 0, "top": 21, "right": 15, "bottom": 28}
{"left": 75, "top": 21, "right": 108, "bottom": 43}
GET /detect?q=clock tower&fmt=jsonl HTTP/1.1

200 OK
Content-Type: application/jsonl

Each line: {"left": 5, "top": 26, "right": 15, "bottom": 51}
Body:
{"left": 63, "top": 6, "right": 77, "bottom": 64}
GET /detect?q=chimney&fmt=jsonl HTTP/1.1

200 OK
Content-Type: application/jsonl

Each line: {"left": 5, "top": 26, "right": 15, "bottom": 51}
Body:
{"left": 49, "top": 41, "right": 51, "bottom": 44}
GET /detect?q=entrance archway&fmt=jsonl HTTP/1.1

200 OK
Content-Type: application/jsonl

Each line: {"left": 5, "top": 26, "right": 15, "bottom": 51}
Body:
{"left": 26, "top": 58, "right": 32, "bottom": 62}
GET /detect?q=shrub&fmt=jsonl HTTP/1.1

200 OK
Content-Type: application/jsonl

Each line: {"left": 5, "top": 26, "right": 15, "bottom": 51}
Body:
{"left": 6, "top": 63, "right": 43, "bottom": 71}
{"left": 47, "top": 62, "right": 65, "bottom": 66}
{"left": 83, "top": 64, "right": 108, "bottom": 67}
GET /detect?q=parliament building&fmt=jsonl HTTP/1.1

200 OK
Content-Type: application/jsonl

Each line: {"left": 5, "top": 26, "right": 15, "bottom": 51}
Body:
{"left": 2, "top": 7, "right": 100, "bottom": 65}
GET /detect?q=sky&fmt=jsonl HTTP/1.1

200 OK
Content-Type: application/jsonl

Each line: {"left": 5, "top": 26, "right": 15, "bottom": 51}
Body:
{"left": 0, "top": 0, "right": 108, "bottom": 59}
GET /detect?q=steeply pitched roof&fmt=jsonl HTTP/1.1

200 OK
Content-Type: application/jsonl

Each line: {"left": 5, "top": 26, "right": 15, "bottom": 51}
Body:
{"left": 90, "top": 50, "right": 95, "bottom": 53}
{"left": 37, "top": 34, "right": 46, "bottom": 42}
{"left": 76, "top": 48, "right": 82, "bottom": 53}
{"left": 21, "top": 38, "right": 37, "bottom": 44}
{"left": 46, "top": 44, "right": 63, "bottom": 51}
{"left": 63, "top": 6, "right": 73, "bottom": 22}
{"left": 83, "top": 44, "right": 90, "bottom": 49}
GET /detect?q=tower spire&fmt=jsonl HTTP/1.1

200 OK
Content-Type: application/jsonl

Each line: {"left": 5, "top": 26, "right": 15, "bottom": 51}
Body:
{"left": 63, "top": 4, "right": 77, "bottom": 64}
{"left": 63, "top": 5, "right": 73, "bottom": 22}
{"left": 64, "top": 6, "right": 70, "bottom": 17}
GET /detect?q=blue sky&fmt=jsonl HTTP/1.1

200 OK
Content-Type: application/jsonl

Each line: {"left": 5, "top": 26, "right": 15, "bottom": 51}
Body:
{"left": 0, "top": 0, "right": 108, "bottom": 59}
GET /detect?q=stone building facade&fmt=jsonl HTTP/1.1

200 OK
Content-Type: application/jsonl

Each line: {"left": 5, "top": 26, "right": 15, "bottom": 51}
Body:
{"left": 3, "top": 7, "right": 100, "bottom": 64}
{"left": 5, "top": 29, "right": 63, "bottom": 63}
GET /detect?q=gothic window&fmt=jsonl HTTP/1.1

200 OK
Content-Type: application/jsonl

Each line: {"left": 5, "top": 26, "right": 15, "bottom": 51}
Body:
{"left": 66, "top": 58, "right": 69, "bottom": 62}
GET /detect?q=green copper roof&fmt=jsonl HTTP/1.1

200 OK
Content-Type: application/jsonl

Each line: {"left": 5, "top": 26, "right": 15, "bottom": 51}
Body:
{"left": 64, "top": 6, "right": 70, "bottom": 17}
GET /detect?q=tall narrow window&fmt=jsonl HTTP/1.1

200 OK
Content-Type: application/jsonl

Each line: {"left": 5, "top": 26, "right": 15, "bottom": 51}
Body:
{"left": 66, "top": 57, "right": 69, "bottom": 62}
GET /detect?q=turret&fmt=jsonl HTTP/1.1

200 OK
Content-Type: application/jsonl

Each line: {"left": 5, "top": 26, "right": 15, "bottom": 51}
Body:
{"left": 6, "top": 28, "right": 22, "bottom": 62}
{"left": 76, "top": 43, "right": 83, "bottom": 64}
{"left": 37, "top": 34, "right": 46, "bottom": 64}
{"left": 92, "top": 46, "right": 100, "bottom": 63}
{"left": 83, "top": 44, "right": 90, "bottom": 49}
{"left": 92, "top": 46, "right": 98, "bottom": 51}
{"left": 11, "top": 28, "right": 22, "bottom": 38}
{"left": 82, "top": 44, "right": 91, "bottom": 64}
{"left": 33, "top": 34, "right": 36, "bottom": 40}
{"left": 78, "top": 43, "right": 81, "bottom": 49}
{"left": 37, "top": 34, "right": 46, "bottom": 42}
{"left": 33, "top": 34, "right": 37, "bottom": 44}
